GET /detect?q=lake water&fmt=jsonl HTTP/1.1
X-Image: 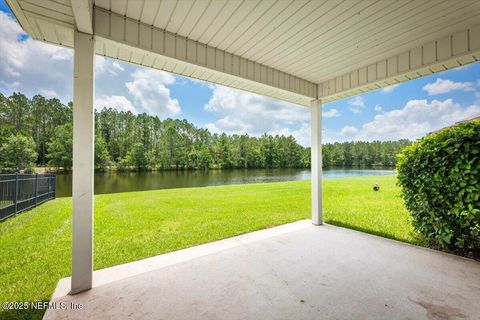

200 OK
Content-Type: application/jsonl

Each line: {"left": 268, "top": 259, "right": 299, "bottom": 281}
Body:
{"left": 55, "top": 168, "right": 395, "bottom": 197}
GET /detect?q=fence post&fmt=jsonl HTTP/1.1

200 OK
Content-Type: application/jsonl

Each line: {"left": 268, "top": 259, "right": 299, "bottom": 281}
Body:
{"left": 14, "top": 172, "right": 18, "bottom": 214}
{"left": 35, "top": 173, "right": 39, "bottom": 207}
{"left": 53, "top": 175, "right": 56, "bottom": 199}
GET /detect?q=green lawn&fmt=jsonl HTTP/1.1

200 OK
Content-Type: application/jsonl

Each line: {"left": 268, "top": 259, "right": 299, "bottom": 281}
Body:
{"left": 0, "top": 175, "right": 416, "bottom": 320}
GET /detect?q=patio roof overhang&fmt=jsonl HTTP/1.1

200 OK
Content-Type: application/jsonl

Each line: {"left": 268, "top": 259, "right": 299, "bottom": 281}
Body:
{"left": 6, "top": 0, "right": 480, "bottom": 105}
{"left": 5, "top": 0, "right": 480, "bottom": 296}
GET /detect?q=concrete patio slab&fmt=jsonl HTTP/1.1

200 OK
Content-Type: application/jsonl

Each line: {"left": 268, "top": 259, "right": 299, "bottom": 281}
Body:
{"left": 44, "top": 221, "right": 480, "bottom": 320}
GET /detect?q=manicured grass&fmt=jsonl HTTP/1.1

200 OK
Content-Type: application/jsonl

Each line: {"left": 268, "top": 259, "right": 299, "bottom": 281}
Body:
{"left": 0, "top": 175, "right": 416, "bottom": 320}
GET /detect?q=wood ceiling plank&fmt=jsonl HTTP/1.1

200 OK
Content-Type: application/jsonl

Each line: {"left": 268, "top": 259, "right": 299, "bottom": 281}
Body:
{"left": 245, "top": 0, "right": 343, "bottom": 62}
{"left": 175, "top": 0, "right": 210, "bottom": 38}
{"left": 206, "top": 0, "right": 275, "bottom": 49}
{"left": 291, "top": 0, "right": 456, "bottom": 79}
{"left": 305, "top": 4, "right": 480, "bottom": 82}
{"left": 125, "top": 0, "right": 144, "bottom": 21}
{"left": 138, "top": 0, "right": 160, "bottom": 25}
{"left": 110, "top": 0, "right": 127, "bottom": 16}
{"left": 153, "top": 0, "right": 179, "bottom": 30}
{"left": 165, "top": 0, "right": 195, "bottom": 34}
{"left": 199, "top": 0, "right": 246, "bottom": 45}
{"left": 220, "top": 0, "right": 294, "bottom": 53}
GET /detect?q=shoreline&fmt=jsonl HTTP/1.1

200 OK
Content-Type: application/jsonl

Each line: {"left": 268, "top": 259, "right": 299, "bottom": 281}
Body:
{"left": 28, "top": 165, "right": 396, "bottom": 174}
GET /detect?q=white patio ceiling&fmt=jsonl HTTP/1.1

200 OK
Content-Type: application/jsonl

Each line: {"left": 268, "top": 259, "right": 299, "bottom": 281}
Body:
{"left": 6, "top": 0, "right": 480, "bottom": 105}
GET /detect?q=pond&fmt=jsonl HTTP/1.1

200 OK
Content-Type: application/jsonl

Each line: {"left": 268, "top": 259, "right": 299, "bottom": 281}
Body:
{"left": 55, "top": 168, "right": 395, "bottom": 197}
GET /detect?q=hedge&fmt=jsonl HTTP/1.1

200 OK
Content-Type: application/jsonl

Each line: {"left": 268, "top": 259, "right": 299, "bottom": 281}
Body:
{"left": 397, "top": 120, "right": 480, "bottom": 253}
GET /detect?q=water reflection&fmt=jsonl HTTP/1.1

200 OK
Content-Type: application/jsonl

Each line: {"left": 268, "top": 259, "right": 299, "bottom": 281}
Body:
{"left": 55, "top": 168, "right": 395, "bottom": 197}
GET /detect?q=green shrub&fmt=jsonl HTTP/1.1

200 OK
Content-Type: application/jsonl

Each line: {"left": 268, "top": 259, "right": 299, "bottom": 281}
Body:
{"left": 0, "top": 134, "right": 38, "bottom": 172}
{"left": 397, "top": 120, "right": 480, "bottom": 253}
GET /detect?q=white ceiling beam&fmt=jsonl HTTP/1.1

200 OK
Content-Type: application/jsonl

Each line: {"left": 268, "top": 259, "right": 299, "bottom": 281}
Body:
{"left": 93, "top": 7, "right": 317, "bottom": 103}
{"left": 318, "top": 24, "right": 480, "bottom": 103}
{"left": 5, "top": 0, "right": 38, "bottom": 37}
{"left": 72, "top": 0, "right": 93, "bottom": 34}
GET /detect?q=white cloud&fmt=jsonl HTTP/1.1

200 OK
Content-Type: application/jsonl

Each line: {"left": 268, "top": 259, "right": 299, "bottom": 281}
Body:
{"left": 95, "top": 95, "right": 136, "bottom": 113}
{"left": 268, "top": 122, "right": 312, "bottom": 147}
{"left": 0, "top": 12, "right": 73, "bottom": 101}
{"left": 112, "top": 62, "right": 124, "bottom": 72}
{"left": 204, "top": 85, "right": 309, "bottom": 137}
{"left": 0, "top": 12, "right": 72, "bottom": 77}
{"left": 341, "top": 126, "right": 359, "bottom": 136}
{"left": 351, "top": 99, "right": 480, "bottom": 141}
{"left": 40, "top": 89, "right": 58, "bottom": 99}
{"left": 96, "top": 56, "right": 124, "bottom": 76}
{"left": 95, "top": 57, "right": 107, "bottom": 75}
{"left": 453, "top": 65, "right": 470, "bottom": 71}
{"left": 125, "top": 69, "right": 181, "bottom": 117}
{"left": 423, "top": 78, "right": 474, "bottom": 95}
{"left": 349, "top": 96, "right": 364, "bottom": 106}
{"left": 106, "top": 61, "right": 126, "bottom": 76}
{"left": 323, "top": 108, "right": 340, "bottom": 118}
{"left": 374, "top": 104, "right": 382, "bottom": 112}
{"left": 347, "top": 96, "right": 365, "bottom": 113}
{"left": 0, "top": 80, "right": 20, "bottom": 92}
{"left": 382, "top": 84, "right": 400, "bottom": 93}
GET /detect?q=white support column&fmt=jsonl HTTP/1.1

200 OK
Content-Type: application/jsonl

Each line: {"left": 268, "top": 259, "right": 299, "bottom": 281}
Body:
{"left": 311, "top": 99, "right": 323, "bottom": 225}
{"left": 71, "top": 31, "right": 95, "bottom": 294}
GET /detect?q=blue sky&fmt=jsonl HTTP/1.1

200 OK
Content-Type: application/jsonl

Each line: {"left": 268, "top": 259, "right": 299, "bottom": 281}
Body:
{"left": 1, "top": 1, "right": 479, "bottom": 146}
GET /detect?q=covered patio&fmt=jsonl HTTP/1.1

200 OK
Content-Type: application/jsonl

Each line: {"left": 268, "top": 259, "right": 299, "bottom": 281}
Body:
{"left": 44, "top": 221, "right": 480, "bottom": 319}
{"left": 5, "top": 0, "right": 480, "bottom": 319}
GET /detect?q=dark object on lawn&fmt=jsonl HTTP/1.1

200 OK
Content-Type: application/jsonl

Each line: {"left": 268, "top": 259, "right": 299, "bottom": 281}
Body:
{"left": 373, "top": 183, "right": 380, "bottom": 191}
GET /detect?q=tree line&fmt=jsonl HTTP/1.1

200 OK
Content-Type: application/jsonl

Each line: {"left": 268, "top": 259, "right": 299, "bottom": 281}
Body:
{"left": 0, "top": 92, "right": 410, "bottom": 172}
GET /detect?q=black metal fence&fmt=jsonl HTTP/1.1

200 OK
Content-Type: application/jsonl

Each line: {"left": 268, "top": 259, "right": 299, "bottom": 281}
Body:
{"left": 0, "top": 173, "right": 56, "bottom": 221}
